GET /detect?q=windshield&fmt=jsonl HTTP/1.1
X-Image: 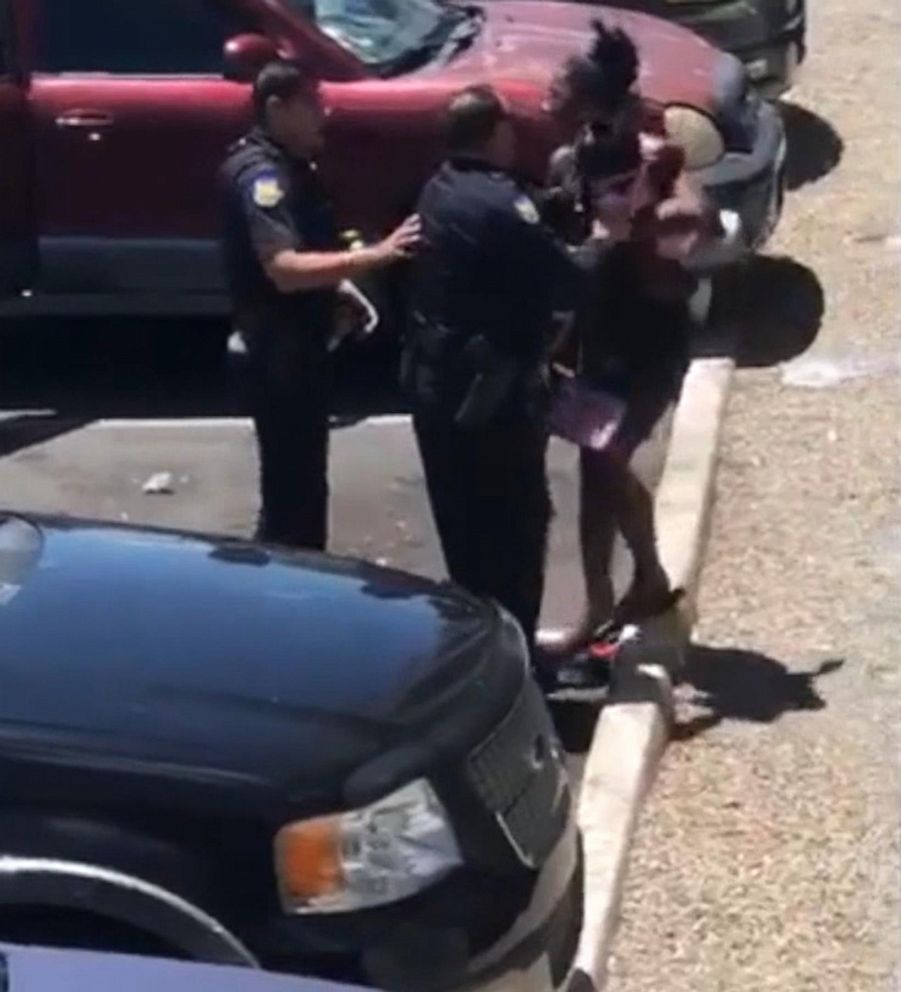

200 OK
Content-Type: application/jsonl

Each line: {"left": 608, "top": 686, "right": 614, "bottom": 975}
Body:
{"left": 285, "top": 0, "right": 460, "bottom": 72}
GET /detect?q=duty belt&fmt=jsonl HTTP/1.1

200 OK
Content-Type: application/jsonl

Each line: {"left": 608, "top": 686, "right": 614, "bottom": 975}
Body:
{"left": 407, "top": 316, "right": 548, "bottom": 427}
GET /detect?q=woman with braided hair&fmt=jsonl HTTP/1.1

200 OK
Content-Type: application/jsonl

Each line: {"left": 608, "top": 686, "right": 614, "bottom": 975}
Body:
{"left": 542, "top": 20, "right": 720, "bottom": 658}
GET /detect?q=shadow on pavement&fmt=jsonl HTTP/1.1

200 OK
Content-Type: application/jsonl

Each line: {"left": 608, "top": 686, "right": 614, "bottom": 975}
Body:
{"left": 568, "top": 969, "right": 598, "bottom": 992}
{"left": 709, "top": 256, "right": 826, "bottom": 368}
{"left": 673, "top": 645, "right": 844, "bottom": 741}
{"left": 0, "top": 317, "right": 406, "bottom": 435}
{"left": 780, "top": 101, "right": 845, "bottom": 191}
{"left": 549, "top": 698, "right": 603, "bottom": 755}
{"left": 0, "top": 317, "right": 235, "bottom": 419}
{"left": 0, "top": 413, "right": 91, "bottom": 458}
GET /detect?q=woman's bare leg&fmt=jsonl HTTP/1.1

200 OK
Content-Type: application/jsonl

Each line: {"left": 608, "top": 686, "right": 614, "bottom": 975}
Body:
{"left": 543, "top": 447, "right": 674, "bottom": 658}
{"left": 612, "top": 459, "right": 673, "bottom": 619}
{"left": 540, "top": 448, "right": 617, "bottom": 657}
{"left": 579, "top": 449, "right": 619, "bottom": 631}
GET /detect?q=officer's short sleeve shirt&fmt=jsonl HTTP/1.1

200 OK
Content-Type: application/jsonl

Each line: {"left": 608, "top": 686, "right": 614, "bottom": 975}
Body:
{"left": 237, "top": 164, "right": 303, "bottom": 265}
{"left": 219, "top": 130, "right": 339, "bottom": 320}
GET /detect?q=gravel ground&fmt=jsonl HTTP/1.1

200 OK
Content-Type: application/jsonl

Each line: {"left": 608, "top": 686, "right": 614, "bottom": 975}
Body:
{"left": 606, "top": 0, "right": 901, "bottom": 989}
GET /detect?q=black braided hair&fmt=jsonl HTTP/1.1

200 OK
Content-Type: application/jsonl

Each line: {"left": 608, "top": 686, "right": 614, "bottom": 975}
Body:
{"left": 563, "top": 19, "right": 639, "bottom": 116}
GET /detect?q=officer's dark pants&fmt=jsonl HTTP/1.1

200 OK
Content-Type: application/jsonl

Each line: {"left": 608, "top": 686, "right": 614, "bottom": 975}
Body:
{"left": 234, "top": 320, "right": 330, "bottom": 551}
{"left": 412, "top": 407, "right": 551, "bottom": 648}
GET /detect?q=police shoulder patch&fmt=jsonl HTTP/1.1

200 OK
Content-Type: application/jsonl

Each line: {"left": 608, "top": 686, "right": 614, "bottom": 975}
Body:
{"left": 250, "top": 171, "right": 285, "bottom": 209}
{"left": 514, "top": 195, "right": 540, "bottom": 225}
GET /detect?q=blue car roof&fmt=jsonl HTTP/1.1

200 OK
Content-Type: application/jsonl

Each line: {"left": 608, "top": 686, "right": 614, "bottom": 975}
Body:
{"left": 0, "top": 943, "right": 376, "bottom": 992}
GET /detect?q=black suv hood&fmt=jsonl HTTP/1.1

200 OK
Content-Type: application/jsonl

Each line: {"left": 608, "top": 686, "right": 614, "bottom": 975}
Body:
{"left": 0, "top": 515, "right": 523, "bottom": 816}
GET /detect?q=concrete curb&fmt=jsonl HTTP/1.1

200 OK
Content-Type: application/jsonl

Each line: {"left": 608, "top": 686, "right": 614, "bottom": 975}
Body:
{"left": 571, "top": 351, "right": 736, "bottom": 991}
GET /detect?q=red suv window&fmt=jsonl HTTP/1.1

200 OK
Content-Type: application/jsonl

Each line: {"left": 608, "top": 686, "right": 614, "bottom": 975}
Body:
{"left": 36, "top": 0, "right": 252, "bottom": 75}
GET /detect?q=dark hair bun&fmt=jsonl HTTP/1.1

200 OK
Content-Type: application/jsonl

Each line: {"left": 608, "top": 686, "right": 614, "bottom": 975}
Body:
{"left": 587, "top": 19, "right": 639, "bottom": 99}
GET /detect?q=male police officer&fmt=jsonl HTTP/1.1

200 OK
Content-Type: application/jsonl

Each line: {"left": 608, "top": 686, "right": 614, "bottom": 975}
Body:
{"left": 405, "top": 85, "right": 585, "bottom": 654}
{"left": 220, "top": 60, "right": 419, "bottom": 550}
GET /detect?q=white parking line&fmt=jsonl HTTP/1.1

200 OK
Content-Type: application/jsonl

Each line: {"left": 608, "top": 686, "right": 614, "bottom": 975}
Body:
{"left": 336, "top": 414, "right": 412, "bottom": 428}
{"left": 0, "top": 410, "right": 59, "bottom": 421}
{"left": 88, "top": 414, "right": 413, "bottom": 430}
{"left": 89, "top": 418, "right": 252, "bottom": 430}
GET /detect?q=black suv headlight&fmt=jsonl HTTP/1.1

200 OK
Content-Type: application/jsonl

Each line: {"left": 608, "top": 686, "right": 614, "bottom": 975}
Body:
{"left": 274, "top": 779, "right": 463, "bottom": 914}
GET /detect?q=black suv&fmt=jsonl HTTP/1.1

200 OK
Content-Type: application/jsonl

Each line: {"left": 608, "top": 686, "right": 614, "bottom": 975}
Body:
{"left": 0, "top": 514, "right": 581, "bottom": 992}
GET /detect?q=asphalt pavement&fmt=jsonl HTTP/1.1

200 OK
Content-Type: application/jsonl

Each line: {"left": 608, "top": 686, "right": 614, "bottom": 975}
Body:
{"left": 0, "top": 413, "right": 591, "bottom": 627}
{"left": 0, "top": 318, "right": 670, "bottom": 633}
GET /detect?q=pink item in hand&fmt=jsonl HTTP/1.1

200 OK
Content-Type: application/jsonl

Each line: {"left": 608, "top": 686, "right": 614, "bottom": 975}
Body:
{"left": 549, "top": 375, "right": 626, "bottom": 451}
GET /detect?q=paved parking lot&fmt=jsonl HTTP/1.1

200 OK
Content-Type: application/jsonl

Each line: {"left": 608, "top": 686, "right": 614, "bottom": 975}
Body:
{"left": 0, "top": 414, "right": 594, "bottom": 629}
{"left": 0, "top": 321, "right": 671, "bottom": 633}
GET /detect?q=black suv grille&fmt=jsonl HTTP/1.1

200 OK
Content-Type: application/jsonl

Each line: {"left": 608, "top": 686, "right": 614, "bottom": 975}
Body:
{"left": 467, "top": 680, "right": 571, "bottom": 867}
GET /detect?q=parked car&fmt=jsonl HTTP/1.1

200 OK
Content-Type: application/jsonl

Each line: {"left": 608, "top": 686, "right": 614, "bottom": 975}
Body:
{"left": 0, "top": 0, "right": 784, "bottom": 320}
{"left": 588, "top": 0, "right": 806, "bottom": 98}
{"left": 0, "top": 512, "right": 580, "bottom": 992}
{"left": 0, "top": 943, "right": 377, "bottom": 992}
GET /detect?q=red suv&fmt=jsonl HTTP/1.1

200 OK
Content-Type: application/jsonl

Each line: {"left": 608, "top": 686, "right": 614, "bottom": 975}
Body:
{"left": 0, "top": 0, "right": 784, "bottom": 317}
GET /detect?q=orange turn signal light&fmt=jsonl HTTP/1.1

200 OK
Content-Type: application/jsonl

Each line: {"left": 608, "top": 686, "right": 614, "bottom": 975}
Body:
{"left": 275, "top": 817, "right": 345, "bottom": 906}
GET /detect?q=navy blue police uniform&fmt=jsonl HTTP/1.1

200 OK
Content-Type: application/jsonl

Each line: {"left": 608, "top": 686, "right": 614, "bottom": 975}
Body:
{"left": 405, "top": 157, "right": 584, "bottom": 649}
{"left": 219, "top": 128, "right": 339, "bottom": 550}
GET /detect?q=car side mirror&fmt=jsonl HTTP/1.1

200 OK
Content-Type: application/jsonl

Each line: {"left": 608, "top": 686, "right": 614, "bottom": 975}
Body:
{"left": 224, "top": 34, "right": 281, "bottom": 83}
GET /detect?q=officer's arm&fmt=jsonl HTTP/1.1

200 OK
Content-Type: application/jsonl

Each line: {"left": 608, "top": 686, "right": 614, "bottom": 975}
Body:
{"left": 239, "top": 170, "right": 419, "bottom": 293}
{"left": 538, "top": 146, "right": 577, "bottom": 237}
{"left": 264, "top": 246, "right": 391, "bottom": 293}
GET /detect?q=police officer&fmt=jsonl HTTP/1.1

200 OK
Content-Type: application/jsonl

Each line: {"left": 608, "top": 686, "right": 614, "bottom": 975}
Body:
{"left": 405, "top": 84, "right": 587, "bottom": 655}
{"left": 220, "top": 60, "right": 420, "bottom": 550}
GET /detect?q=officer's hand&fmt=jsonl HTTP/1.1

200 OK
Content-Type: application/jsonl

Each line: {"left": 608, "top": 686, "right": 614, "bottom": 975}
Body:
{"left": 376, "top": 215, "right": 422, "bottom": 263}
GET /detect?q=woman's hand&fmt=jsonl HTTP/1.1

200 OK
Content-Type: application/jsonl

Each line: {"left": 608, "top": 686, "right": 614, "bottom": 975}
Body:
{"left": 591, "top": 207, "right": 632, "bottom": 244}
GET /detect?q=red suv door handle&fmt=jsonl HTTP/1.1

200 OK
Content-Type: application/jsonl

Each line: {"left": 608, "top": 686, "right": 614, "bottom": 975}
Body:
{"left": 55, "top": 110, "right": 115, "bottom": 129}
